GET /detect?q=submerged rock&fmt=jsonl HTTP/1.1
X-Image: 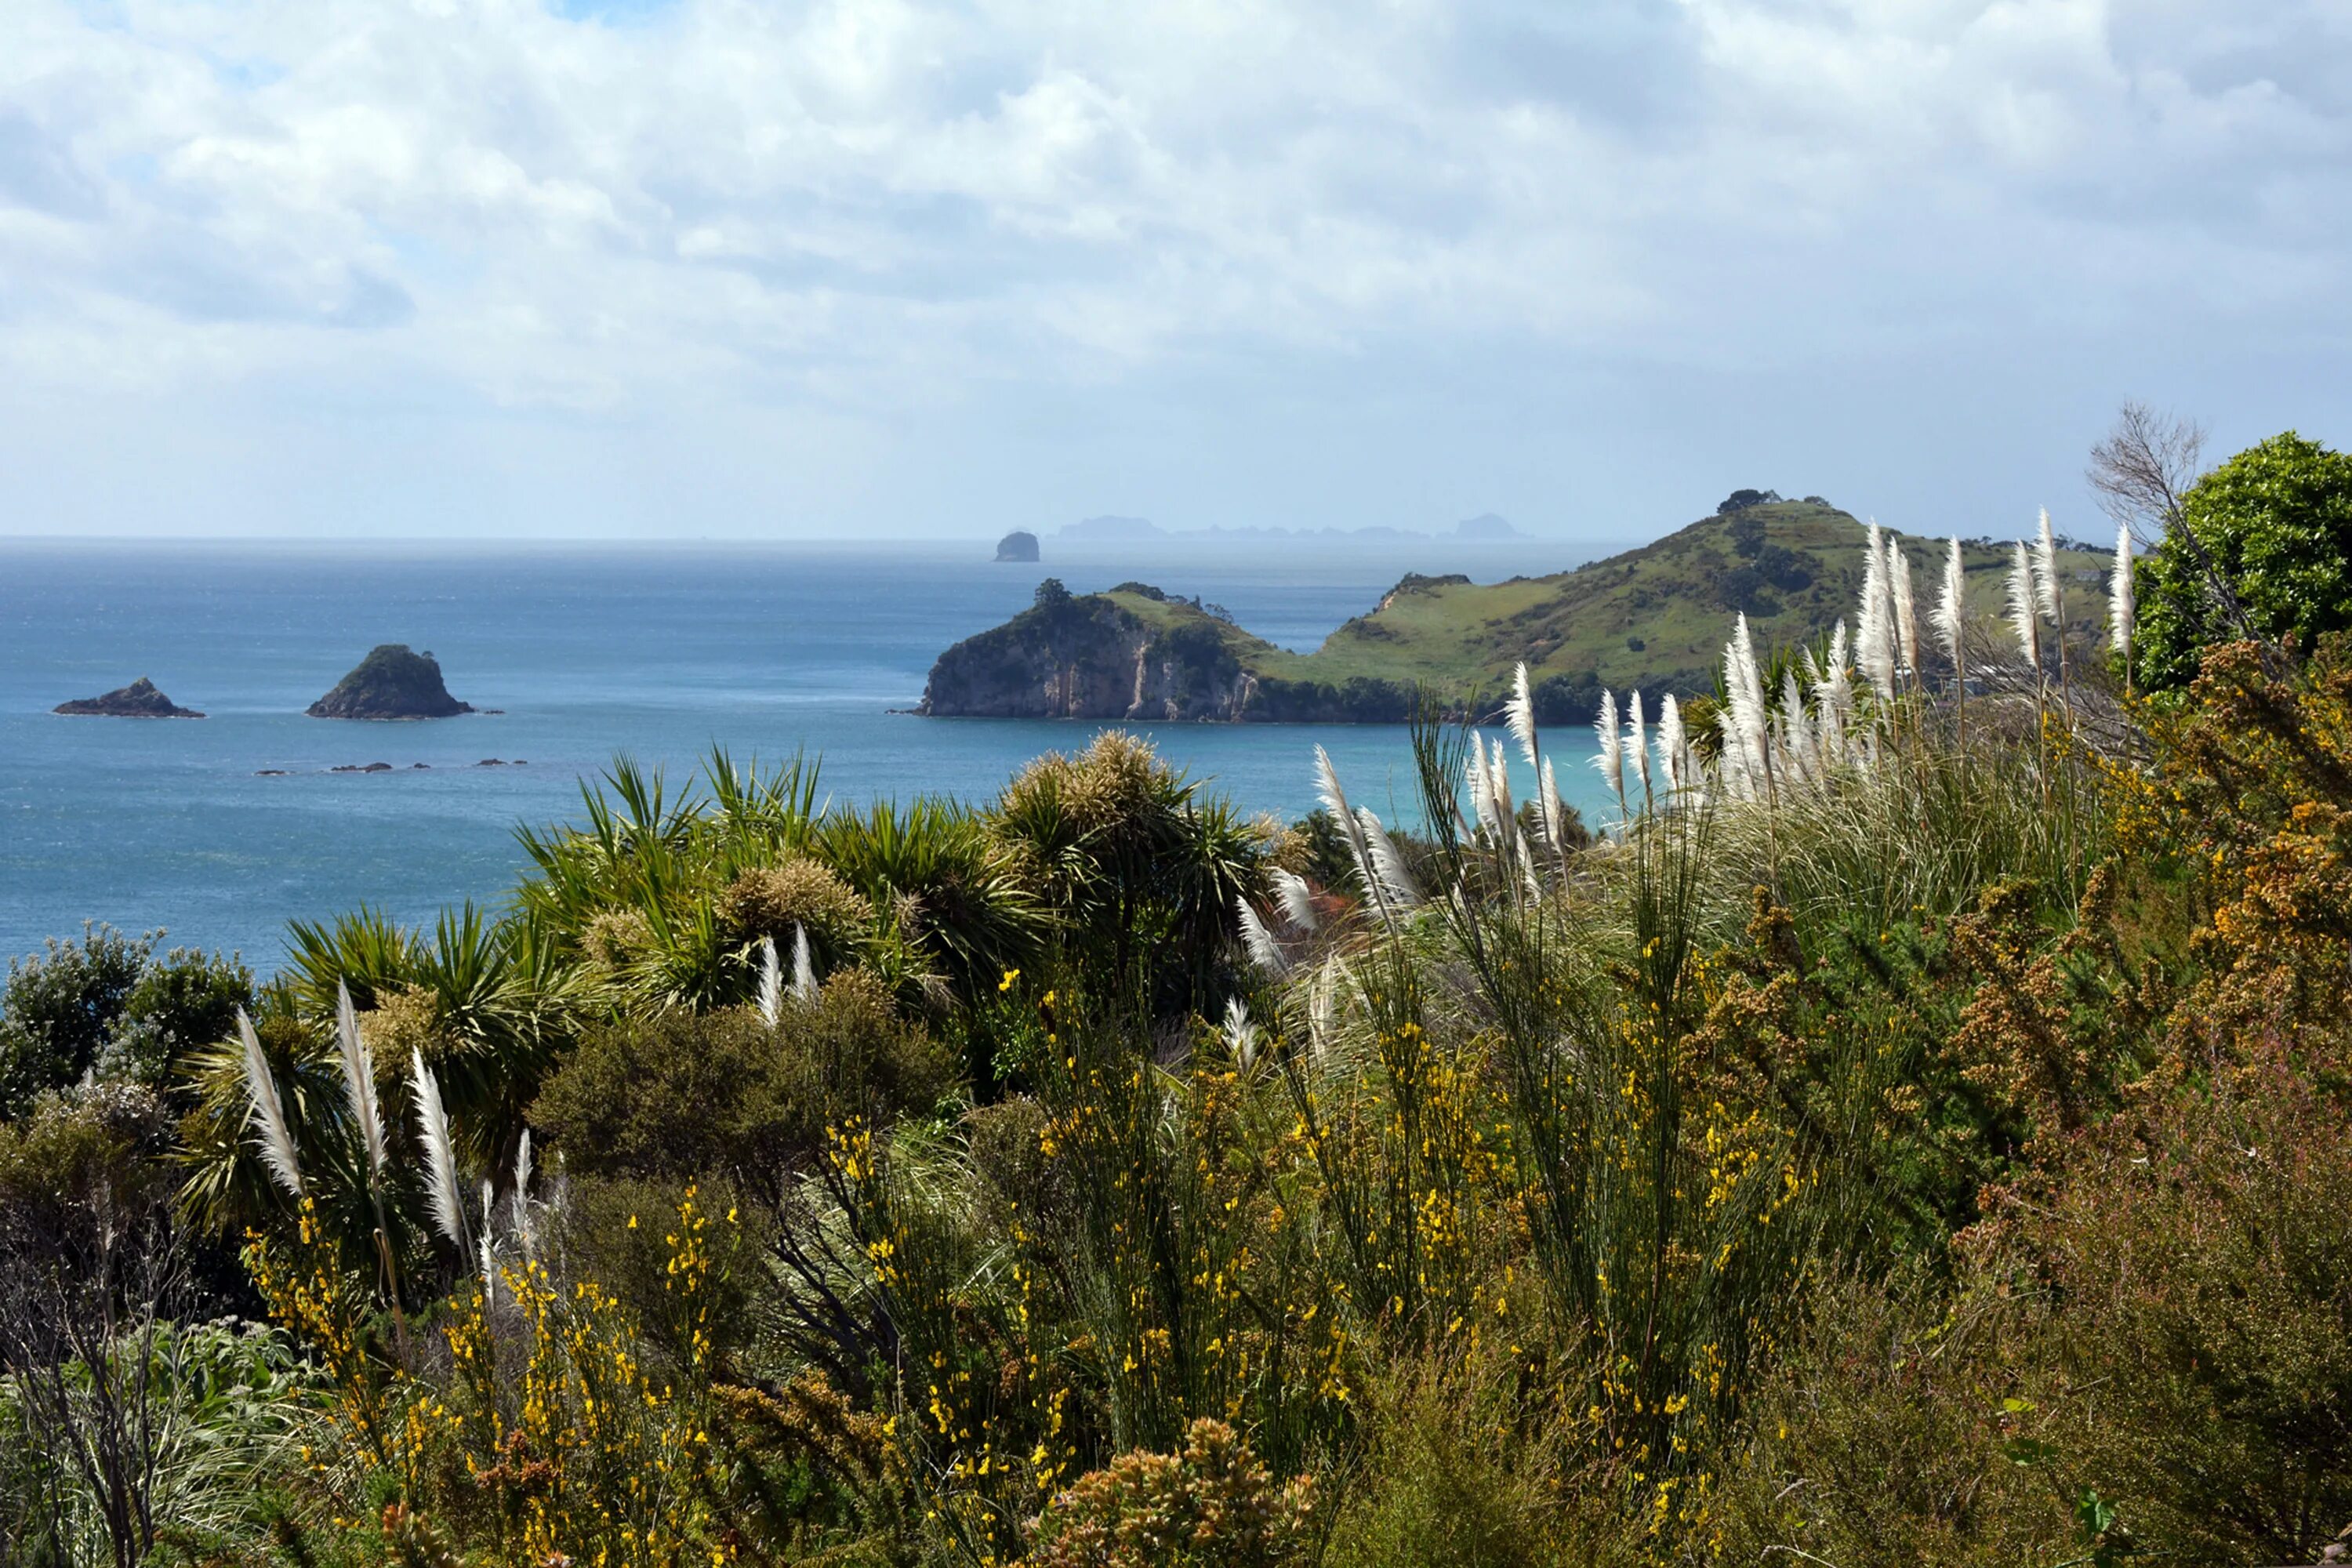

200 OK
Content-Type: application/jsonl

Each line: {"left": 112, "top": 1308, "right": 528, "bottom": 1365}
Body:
{"left": 307, "top": 645, "right": 474, "bottom": 720}
{"left": 53, "top": 677, "right": 204, "bottom": 718}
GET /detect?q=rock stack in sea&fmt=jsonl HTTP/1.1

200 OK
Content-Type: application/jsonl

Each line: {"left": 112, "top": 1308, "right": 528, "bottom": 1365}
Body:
{"left": 53, "top": 677, "right": 205, "bottom": 718}
{"left": 307, "top": 645, "right": 475, "bottom": 720}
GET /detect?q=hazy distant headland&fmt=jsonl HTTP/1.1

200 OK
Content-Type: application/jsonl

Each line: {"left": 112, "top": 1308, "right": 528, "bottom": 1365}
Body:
{"left": 1054, "top": 511, "right": 1525, "bottom": 549}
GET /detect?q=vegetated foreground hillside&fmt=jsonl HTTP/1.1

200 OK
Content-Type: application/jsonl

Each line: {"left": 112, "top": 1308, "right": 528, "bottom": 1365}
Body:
{"left": 919, "top": 496, "right": 2114, "bottom": 721}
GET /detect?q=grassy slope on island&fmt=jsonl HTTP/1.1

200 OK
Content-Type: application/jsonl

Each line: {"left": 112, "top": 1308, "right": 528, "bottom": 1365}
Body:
{"left": 1252, "top": 499, "right": 2115, "bottom": 697}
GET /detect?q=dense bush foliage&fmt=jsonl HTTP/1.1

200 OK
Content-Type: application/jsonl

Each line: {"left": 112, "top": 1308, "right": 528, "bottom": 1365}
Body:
{"left": 8, "top": 453, "right": 2352, "bottom": 1563}
{"left": 2135, "top": 430, "right": 2352, "bottom": 690}
{"left": 0, "top": 927, "right": 249, "bottom": 1116}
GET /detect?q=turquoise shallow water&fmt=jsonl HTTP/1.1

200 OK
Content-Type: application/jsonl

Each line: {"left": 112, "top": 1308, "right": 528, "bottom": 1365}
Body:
{"left": 0, "top": 538, "right": 1613, "bottom": 971}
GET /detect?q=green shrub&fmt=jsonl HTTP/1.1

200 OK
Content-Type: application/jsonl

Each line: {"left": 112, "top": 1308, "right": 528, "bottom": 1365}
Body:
{"left": 2136, "top": 430, "right": 2352, "bottom": 691}
{"left": 2003, "top": 1051, "right": 2352, "bottom": 1564}
{"left": 1709, "top": 1272, "right": 2068, "bottom": 1565}
{"left": 0, "top": 926, "right": 150, "bottom": 1116}
{"left": 0, "top": 1080, "right": 176, "bottom": 1260}
{"left": 0, "top": 927, "right": 251, "bottom": 1119}
{"left": 532, "top": 970, "right": 956, "bottom": 1182}
{"left": 1323, "top": 1354, "right": 1592, "bottom": 1568}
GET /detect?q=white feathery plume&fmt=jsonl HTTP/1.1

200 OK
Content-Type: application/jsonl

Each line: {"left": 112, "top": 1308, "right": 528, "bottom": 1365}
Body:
{"left": 1506, "top": 662, "right": 1541, "bottom": 771}
{"left": 237, "top": 1008, "right": 303, "bottom": 1200}
{"left": 477, "top": 1180, "right": 496, "bottom": 1307}
{"left": 2110, "top": 522, "right": 2134, "bottom": 656}
{"left": 1778, "top": 668, "right": 1815, "bottom": 783}
{"left": 410, "top": 1048, "right": 469, "bottom": 1252}
{"left": 334, "top": 982, "right": 387, "bottom": 1185}
{"left": 1467, "top": 740, "right": 1499, "bottom": 838}
{"left": 1487, "top": 736, "right": 1523, "bottom": 862}
{"left": 1537, "top": 755, "right": 1566, "bottom": 848}
{"left": 1624, "top": 690, "right": 1650, "bottom": 803}
{"left": 757, "top": 936, "right": 783, "bottom": 1028}
{"left": 1308, "top": 960, "right": 1336, "bottom": 1062}
{"left": 2034, "top": 509, "right": 2063, "bottom": 626}
{"left": 1314, "top": 744, "right": 1351, "bottom": 822}
{"left": 1720, "top": 615, "right": 1771, "bottom": 798}
{"left": 1857, "top": 521, "right": 1896, "bottom": 697}
{"left": 1314, "top": 745, "right": 1382, "bottom": 900}
{"left": 1270, "top": 869, "right": 1318, "bottom": 934}
{"left": 1356, "top": 807, "right": 1422, "bottom": 908}
{"left": 1889, "top": 538, "right": 1920, "bottom": 679}
{"left": 1800, "top": 646, "right": 1824, "bottom": 688}
{"left": 1236, "top": 895, "right": 1289, "bottom": 977}
{"left": 790, "top": 922, "right": 816, "bottom": 1002}
{"left": 1933, "top": 536, "right": 1966, "bottom": 667}
{"left": 1487, "top": 738, "right": 1515, "bottom": 826}
{"left": 1221, "top": 996, "right": 1259, "bottom": 1074}
{"left": 513, "top": 1130, "right": 535, "bottom": 1264}
{"left": 1814, "top": 622, "right": 1851, "bottom": 764}
{"left": 1592, "top": 688, "right": 1624, "bottom": 809}
{"left": 1655, "top": 695, "right": 1686, "bottom": 794}
{"left": 2007, "top": 541, "right": 2043, "bottom": 672}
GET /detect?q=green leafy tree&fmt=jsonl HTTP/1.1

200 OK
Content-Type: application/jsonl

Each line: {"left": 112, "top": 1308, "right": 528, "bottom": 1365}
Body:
{"left": 2136, "top": 431, "right": 2352, "bottom": 690}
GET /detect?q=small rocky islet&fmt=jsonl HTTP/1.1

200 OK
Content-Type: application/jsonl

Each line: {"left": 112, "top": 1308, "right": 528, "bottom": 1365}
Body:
{"left": 307, "top": 644, "right": 474, "bottom": 720}
{"left": 53, "top": 677, "right": 205, "bottom": 718}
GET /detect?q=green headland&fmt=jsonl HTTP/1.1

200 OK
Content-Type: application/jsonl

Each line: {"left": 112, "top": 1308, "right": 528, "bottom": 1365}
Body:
{"left": 920, "top": 494, "right": 2113, "bottom": 720}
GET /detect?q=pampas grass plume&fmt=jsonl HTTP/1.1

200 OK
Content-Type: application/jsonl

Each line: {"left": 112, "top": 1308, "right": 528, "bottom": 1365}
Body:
{"left": 1933, "top": 536, "right": 1965, "bottom": 665}
{"left": 2007, "top": 541, "right": 2042, "bottom": 669}
{"left": 410, "top": 1048, "right": 469, "bottom": 1251}
{"left": 334, "top": 981, "right": 387, "bottom": 1182}
{"left": 1593, "top": 688, "right": 1622, "bottom": 801}
{"left": 757, "top": 935, "right": 782, "bottom": 1027}
{"left": 2034, "top": 508, "right": 2063, "bottom": 626}
{"left": 791, "top": 922, "right": 815, "bottom": 1003}
{"left": 1507, "top": 662, "right": 1540, "bottom": 771}
{"left": 2111, "top": 522, "right": 2135, "bottom": 655}
{"left": 1656, "top": 694, "right": 1686, "bottom": 793}
{"left": 237, "top": 1007, "right": 303, "bottom": 1200}
{"left": 1236, "top": 895, "right": 1288, "bottom": 977}
{"left": 1889, "top": 538, "right": 1919, "bottom": 677}
{"left": 1271, "top": 868, "right": 1318, "bottom": 934}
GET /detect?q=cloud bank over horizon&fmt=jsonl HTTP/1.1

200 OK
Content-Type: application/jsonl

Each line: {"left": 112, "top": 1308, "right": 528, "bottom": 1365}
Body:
{"left": 2, "top": 0, "right": 2346, "bottom": 540}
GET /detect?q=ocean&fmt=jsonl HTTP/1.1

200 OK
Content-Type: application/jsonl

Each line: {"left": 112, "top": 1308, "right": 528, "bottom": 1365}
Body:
{"left": 0, "top": 538, "right": 1615, "bottom": 970}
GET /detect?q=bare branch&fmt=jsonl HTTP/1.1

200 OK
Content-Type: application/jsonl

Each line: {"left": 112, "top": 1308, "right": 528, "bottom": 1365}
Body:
{"left": 2087, "top": 398, "right": 2205, "bottom": 545}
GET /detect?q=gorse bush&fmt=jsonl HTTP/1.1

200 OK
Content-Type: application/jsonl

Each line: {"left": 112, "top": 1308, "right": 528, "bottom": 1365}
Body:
{"left": 9, "top": 441, "right": 2352, "bottom": 1563}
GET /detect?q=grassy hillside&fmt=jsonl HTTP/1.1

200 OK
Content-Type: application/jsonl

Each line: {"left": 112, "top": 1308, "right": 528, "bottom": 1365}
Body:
{"left": 1257, "top": 498, "right": 2113, "bottom": 695}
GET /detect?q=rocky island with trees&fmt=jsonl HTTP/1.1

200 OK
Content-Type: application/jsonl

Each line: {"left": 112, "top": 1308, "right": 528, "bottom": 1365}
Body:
{"left": 306, "top": 644, "right": 476, "bottom": 720}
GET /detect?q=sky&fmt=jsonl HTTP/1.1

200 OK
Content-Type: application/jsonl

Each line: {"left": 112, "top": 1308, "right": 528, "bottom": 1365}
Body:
{"left": 2, "top": 0, "right": 2347, "bottom": 543}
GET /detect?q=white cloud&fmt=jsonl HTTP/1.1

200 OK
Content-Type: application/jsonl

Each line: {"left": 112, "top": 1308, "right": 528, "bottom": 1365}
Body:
{"left": 0, "top": 0, "right": 2345, "bottom": 535}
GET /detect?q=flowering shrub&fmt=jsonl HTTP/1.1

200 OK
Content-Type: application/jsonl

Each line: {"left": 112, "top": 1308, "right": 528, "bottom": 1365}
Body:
{"left": 1025, "top": 1418, "right": 1314, "bottom": 1568}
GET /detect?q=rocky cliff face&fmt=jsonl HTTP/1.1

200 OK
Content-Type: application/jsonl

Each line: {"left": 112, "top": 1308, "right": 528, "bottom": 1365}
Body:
{"left": 308, "top": 645, "right": 474, "bottom": 720}
{"left": 919, "top": 584, "right": 1261, "bottom": 720}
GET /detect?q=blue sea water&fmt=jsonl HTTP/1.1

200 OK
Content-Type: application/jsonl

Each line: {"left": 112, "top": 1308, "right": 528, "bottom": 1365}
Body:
{"left": 0, "top": 538, "right": 1614, "bottom": 971}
